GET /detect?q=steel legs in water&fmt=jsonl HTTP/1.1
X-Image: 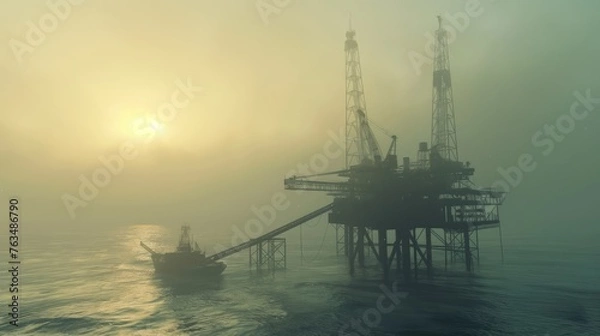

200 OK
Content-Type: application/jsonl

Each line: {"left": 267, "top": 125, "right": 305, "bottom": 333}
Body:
{"left": 342, "top": 225, "right": 480, "bottom": 279}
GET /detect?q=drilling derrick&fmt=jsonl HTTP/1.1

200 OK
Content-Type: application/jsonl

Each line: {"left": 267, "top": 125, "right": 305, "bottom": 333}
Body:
{"left": 431, "top": 16, "right": 472, "bottom": 266}
{"left": 337, "top": 24, "right": 385, "bottom": 258}
{"left": 345, "top": 26, "right": 382, "bottom": 167}
{"left": 431, "top": 16, "right": 458, "bottom": 162}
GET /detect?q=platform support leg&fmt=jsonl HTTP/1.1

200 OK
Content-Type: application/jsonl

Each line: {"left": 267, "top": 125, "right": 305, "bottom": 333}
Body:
{"left": 464, "top": 229, "right": 472, "bottom": 272}
{"left": 395, "top": 229, "right": 401, "bottom": 272}
{"left": 425, "top": 227, "right": 432, "bottom": 275}
{"left": 402, "top": 229, "right": 411, "bottom": 280}
{"left": 358, "top": 227, "right": 365, "bottom": 268}
{"left": 378, "top": 229, "right": 389, "bottom": 281}
{"left": 348, "top": 226, "right": 355, "bottom": 275}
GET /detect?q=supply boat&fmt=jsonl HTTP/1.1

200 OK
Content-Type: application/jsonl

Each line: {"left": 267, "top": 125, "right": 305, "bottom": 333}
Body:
{"left": 140, "top": 225, "right": 226, "bottom": 276}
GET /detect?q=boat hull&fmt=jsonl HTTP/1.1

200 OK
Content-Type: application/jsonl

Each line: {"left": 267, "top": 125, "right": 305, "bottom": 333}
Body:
{"left": 151, "top": 252, "right": 226, "bottom": 277}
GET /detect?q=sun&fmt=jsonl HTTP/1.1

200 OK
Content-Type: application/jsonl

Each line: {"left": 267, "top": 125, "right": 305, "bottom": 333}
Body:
{"left": 150, "top": 120, "right": 165, "bottom": 133}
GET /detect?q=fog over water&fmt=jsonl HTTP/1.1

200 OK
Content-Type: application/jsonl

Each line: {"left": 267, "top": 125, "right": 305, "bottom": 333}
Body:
{"left": 0, "top": 1, "right": 599, "bottom": 335}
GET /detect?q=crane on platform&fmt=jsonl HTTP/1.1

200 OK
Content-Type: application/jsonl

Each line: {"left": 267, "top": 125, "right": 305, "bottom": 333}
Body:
{"left": 285, "top": 24, "right": 398, "bottom": 194}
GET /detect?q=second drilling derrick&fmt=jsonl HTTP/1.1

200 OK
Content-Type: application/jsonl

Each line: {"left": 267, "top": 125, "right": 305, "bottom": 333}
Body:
{"left": 432, "top": 16, "right": 459, "bottom": 163}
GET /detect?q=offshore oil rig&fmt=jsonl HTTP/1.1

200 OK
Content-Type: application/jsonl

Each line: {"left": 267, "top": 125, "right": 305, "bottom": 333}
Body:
{"left": 207, "top": 17, "right": 504, "bottom": 280}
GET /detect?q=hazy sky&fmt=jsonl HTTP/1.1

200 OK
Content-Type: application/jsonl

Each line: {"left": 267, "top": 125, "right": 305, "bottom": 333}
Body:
{"left": 1, "top": 0, "right": 599, "bottom": 242}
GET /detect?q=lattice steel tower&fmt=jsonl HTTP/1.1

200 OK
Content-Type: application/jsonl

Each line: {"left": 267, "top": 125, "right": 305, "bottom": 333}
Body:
{"left": 345, "top": 23, "right": 380, "bottom": 168}
{"left": 431, "top": 16, "right": 459, "bottom": 162}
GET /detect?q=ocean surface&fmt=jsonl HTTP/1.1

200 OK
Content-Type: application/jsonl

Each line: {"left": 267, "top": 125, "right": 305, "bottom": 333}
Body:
{"left": 1, "top": 223, "right": 598, "bottom": 336}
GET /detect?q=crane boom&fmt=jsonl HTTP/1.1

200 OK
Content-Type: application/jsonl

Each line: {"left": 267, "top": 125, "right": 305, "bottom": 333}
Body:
{"left": 357, "top": 109, "right": 382, "bottom": 163}
{"left": 140, "top": 241, "right": 157, "bottom": 255}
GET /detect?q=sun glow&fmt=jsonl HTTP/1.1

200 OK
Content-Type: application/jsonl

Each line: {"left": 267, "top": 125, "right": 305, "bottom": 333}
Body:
{"left": 150, "top": 120, "right": 165, "bottom": 133}
{"left": 126, "top": 112, "right": 169, "bottom": 143}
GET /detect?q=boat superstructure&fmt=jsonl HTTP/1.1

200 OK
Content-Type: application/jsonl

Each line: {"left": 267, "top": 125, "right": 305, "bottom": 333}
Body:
{"left": 140, "top": 225, "right": 226, "bottom": 276}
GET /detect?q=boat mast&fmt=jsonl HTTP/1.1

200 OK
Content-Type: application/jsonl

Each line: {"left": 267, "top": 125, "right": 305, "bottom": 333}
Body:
{"left": 177, "top": 225, "right": 193, "bottom": 252}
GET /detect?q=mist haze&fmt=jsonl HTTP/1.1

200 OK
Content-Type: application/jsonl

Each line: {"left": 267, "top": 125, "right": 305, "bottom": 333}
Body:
{"left": 1, "top": 0, "right": 599, "bottom": 251}
{"left": 1, "top": 1, "right": 600, "bottom": 335}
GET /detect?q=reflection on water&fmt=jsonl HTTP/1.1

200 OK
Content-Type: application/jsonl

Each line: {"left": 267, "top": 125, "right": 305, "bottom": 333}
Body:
{"left": 3, "top": 224, "right": 597, "bottom": 336}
